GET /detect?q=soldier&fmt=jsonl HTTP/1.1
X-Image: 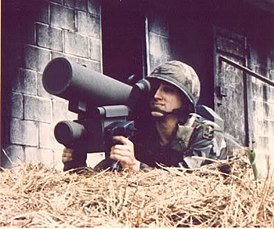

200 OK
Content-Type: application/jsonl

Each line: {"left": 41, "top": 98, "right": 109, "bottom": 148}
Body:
{"left": 62, "top": 60, "right": 226, "bottom": 171}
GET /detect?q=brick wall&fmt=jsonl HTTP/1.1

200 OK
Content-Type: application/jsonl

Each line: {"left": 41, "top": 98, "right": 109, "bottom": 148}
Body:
{"left": 2, "top": 0, "right": 104, "bottom": 170}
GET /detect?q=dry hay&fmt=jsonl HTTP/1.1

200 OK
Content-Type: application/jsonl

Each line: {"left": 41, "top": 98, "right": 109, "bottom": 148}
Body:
{"left": 0, "top": 153, "right": 274, "bottom": 228}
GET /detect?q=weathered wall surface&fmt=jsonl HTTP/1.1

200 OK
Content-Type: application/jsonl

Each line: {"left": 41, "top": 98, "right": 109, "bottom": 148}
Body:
{"left": 214, "top": 26, "right": 274, "bottom": 179}
{"left": 214, "top": 28, "right": 247, "bottom": 146}
{"left": 146, "top": 5, "right": 172, "bottom": 73}
{"left": 213, "top": 8, "right": 274, "bottom": 180}
{"left": 2, "top": 0, "right": 104, "bottom": 170}
{"left": 249, "top": 40, "right": 274, "bottom": 177}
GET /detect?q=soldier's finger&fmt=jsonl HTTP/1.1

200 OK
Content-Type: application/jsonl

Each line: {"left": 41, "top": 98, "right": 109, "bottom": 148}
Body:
{"left": 111, "top": 146, "right": 132, "bottom": 158}
{"left": 112, "top": 144, "right": 131, "bottom": 152}
{"left": 112, "top": 136, "right": 133, "bottom": 146}
{"left": 62, "top": 156, "right": 72, "bottom": 163}
{"left": 63, "top": 148, "right": 74, "bottom": 154}
{"left": 110, "top": 153, "right": 129, "bottom": 163}
{"left": 63, "top": 151, "right": 73, "bottom": 158}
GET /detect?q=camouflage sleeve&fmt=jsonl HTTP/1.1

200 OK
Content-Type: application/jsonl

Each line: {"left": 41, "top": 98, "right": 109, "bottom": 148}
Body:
{"left": 181, "top": 123, "right": 217, "bottom": 169}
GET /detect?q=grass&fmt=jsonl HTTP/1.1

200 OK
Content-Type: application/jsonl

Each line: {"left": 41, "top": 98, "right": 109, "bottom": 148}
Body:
{"left": 0, "top": 150, "right": 273, "bottom": 227}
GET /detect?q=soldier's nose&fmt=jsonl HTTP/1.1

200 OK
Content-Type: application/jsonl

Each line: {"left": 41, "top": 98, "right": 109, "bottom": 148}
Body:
{"left": 153, "top": 87, "right": 163, "bottom": 99}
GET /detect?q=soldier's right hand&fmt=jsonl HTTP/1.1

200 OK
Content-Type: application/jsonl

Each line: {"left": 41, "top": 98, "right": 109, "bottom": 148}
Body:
{"left": 62, "top": 148, "right": 74, "bottom": 164}
{"left": 110, "top": 136, "right": 140, "bottom": 172}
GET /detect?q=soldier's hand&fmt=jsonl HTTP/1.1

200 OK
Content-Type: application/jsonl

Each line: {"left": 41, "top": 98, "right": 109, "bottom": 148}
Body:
{"left": 62, "top": 148, "right": 74, "bottom": 164}
{"left": 110, "top": 136, "right": 140, "bottom": 172}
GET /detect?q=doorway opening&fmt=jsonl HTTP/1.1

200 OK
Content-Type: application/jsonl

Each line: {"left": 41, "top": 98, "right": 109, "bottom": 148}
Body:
{"left": 101, "top": 0, "right": 146, "bottom": 84}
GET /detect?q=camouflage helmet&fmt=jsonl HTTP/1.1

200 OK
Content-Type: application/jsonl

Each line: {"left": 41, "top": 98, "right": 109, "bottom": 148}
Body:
{"left": 147, "top": 60, "right": 201, "bottom": 106}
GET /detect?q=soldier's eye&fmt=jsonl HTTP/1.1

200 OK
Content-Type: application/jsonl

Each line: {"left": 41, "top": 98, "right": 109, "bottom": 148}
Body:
{"left": 162, "top": 85, "right": 175, "bottom": 93}
{"left": 150, "top": 84, "right": 160, "bottom": 95}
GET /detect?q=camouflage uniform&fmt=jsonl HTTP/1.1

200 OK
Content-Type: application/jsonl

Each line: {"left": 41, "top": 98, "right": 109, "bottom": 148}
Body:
{"left": 94, "top": 113, "right": 226, "bottom": 171}
{"left": 133, "top": 114, "right": 224, "bottom": 170}
{"left": 94, "top": 61, "right": 226, "bottom": 171}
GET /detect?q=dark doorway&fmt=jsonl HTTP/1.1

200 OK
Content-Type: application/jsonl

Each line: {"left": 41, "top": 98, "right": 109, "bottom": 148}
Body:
{"left": 101, "top": 0, "right": 146, "bottom": 84}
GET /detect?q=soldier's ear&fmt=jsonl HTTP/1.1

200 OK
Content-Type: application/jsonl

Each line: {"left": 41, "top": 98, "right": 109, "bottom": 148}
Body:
{"left": 182, "top": 95, "right": 195, "bottom": 113}
{"left": 178, "top": 98, "right": 195, "bottom": 124}
{"left": 178, "top": 107, "right": 191, "bottom": 124}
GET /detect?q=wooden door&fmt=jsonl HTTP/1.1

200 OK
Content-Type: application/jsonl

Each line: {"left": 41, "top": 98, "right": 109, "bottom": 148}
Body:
{"left": 214, "top": 27, "right": 248, "bottom": 146}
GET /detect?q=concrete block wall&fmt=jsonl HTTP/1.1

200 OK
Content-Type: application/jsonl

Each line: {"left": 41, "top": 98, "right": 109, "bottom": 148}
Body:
{"left": 3, "top": 0, "right": 104, "bottom": 170}
{"left": 249, "top": 45, "right": 274, "bottom": 178}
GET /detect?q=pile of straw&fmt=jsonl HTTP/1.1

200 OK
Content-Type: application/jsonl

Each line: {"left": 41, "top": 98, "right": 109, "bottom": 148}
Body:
{"left": 0, "top": 154, "right": 273, "bottom": 227}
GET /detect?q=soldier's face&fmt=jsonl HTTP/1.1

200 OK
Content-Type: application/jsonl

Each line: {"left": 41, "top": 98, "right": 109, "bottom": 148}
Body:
{"left": 149, "top": 82, "right": 183, "bottom": 118}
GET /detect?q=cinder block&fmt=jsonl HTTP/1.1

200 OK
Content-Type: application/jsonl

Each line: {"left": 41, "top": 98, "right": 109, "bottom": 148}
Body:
{"left": 2, "top": 144, "right": 25, "bottom": 168}
{"left": 39, "top": 122, "right": 56, "bottom": 149}
{"left": 51, "top": 52, "right": 67, "bottom": 59}
{"left": 24, "top": 95, "right": 52, "bottom": 123}
{"left": 53, "top": 149, "right": 65, "bottom": 171}
{"left": 52, "top": 98, "right": 69, "bottom": 123}
{"left": 78, "top": 58, "right": 101, "bottom": 72}
{"left": 12, "top": 68, "right": 37, "bottom": 95}
{"left": 77, "top": 11, "right": 100, "bottom": 38}
{"left": 50, "top": 3, "right": 75, "bottom": 31}
{"left": 87, "top": 0, "right": 101, "bottom": 16}
{"left": 64, "top": 0, "right": 74, "bottom": 8}
{"left": 24, "top": 45, "right": 51, "bottom": 73}
{"left": 25, "top": 146, "right": 55, "bottom": 168}
{"left": 36, "top": 23, "right": 63, "bottom": 51}
{"left": 10, "top": 118, "right": 38, "bottom": 146}
{"left": 75, "top": 0, "right": 88, "bottom": 11}
{"left": 34, "top": 0, "right": 50, "bottom": 24}
{"left": 51, "top": 52, "right": 79, "bottom": 63}
{"left": 11, "top": 92, "right": 23, "bottom": 119}
{"left": 64, "top": 31, "right": 89, "bottom": 57}
{"left": 89, "top": 37, "right": 101, "bottom": 61}
{"left": 25, "top": 147, "right": 40, "bottom": 163}
{"left": 37, "top": 72, "right": 53, "bottom": 98}
{"left": 52, "top": 99, "right": 77, "bottom": 124}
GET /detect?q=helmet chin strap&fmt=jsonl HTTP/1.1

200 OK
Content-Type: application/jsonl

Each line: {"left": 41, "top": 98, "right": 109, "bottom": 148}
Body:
{"left": 151, "top": 108, "right": 183, "bottom": 119}
{"left": 151, "top": 106, "right": 194, "bottom": 124}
